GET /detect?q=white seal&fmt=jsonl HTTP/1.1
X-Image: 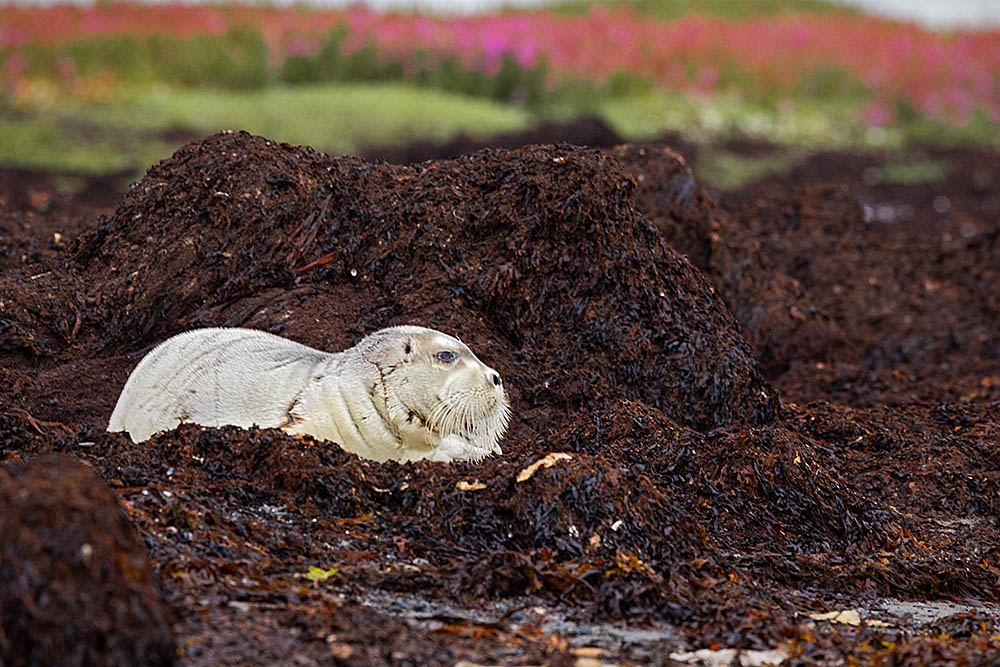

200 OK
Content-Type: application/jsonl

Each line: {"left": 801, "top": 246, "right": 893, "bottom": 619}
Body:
{"left": 107, "top": 326, "right": 511, "bottom": 463}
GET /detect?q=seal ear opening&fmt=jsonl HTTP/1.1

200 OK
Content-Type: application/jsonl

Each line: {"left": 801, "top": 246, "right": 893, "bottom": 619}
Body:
{"left": 404, "top": 342, "right": 412, "bottom": 355}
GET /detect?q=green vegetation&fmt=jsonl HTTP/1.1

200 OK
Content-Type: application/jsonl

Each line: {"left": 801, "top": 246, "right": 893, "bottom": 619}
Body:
{"left": 697, "top": 147, "right": 807, "bottom": 190}
{"left": 77, "top": 83, "right": 532, "bottom": 149}
{"left": 880, "top": 159, "right": 953, "bottom": 185}
{"left": 282, "top": 35, "right": 553, "bottom": 106}
{"left": 598, "top": 89, "right": 877, "bottom": 148}
{"left": 0, "top": 116, "right": 166, "bottom": 174}
{"left": 10, "top": 27, "right": 872, "bottom": 109}
{"left": 3, "top": 78, "right": 993, "bottom": 191}
{"left": 597, "top": 89, "right": 1000, "bottom": 151}
{"left": 13, "top": 27, "right": 554, "bottom": 103}
{"left": 546, "top": 0, "right": 855, "bottom": 21}
{"left": 19, "top": 29, "right": 271, "bottom": 90}
{"left": 1, "top": 8, "right": 995, "bottom": 189}
{"left": 0, "top": 83, "right": 531, "bottom": 174}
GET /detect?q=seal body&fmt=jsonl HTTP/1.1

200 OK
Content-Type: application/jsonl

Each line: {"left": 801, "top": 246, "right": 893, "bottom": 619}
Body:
{"left": 108, "top": 326, "right": 511, "bottom": 463}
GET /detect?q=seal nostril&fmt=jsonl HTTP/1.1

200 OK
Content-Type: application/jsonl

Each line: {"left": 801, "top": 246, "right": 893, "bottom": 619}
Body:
{"left": 492, "top": 373, "right": 501, "bottom": 386}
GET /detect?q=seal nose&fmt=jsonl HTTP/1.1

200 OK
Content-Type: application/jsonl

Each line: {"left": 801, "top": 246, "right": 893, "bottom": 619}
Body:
{"left": 491, "top": 373, "right": 501, "bottom": 386}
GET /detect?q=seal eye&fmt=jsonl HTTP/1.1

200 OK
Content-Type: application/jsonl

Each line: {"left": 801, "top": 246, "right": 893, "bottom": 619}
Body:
{"left": 435, "top": 350, "right": 458, "bottom": 364}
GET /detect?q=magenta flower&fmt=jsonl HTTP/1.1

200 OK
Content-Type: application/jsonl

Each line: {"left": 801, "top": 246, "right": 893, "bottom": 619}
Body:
{"left": 861, "top": 102, "right": 893, "bottom": 126}
{"left": 57, "top": 56, "right": 76, "bottom": 81}
{"left": 3, "top": 52, "right": 27, "bottom": 76}
{"left": 0, "top": 26, "right": 29, "bottom": 48}
{"left": 0, "top": 3, "right": 997, "bottom": 126}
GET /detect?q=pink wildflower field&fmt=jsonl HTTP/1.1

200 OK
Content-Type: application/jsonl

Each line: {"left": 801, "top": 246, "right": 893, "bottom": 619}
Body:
{"left": 2, "top": 3, "right": 998, "bottom": 122}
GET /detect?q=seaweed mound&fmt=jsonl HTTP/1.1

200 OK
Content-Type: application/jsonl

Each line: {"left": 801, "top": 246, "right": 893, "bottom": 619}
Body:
{"left": 0, "top": 454, "right": 175, "bottom": 667}
{"left": 611, "top": 144, "right": 840, "bottom": 377}
{"left": 5, "top": 131, "right": 778, "bottom": 431}
{"left": 2, "top": 128, "right": 999, "bottom": 662}
{"left": 551, "top": 399, "right": 894, "bottom": 556}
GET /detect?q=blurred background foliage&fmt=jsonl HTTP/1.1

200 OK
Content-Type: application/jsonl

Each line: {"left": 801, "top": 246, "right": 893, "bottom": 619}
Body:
{"left": 1, "top": 0, "right": 997, "bottom": 185}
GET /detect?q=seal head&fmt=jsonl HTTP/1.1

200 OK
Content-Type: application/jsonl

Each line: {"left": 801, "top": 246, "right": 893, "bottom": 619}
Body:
{"left": 359, "top": 326, "right": 511, "bottom": 462}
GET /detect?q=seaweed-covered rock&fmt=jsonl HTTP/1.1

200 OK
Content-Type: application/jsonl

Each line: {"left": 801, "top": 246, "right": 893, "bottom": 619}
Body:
{"left": 0, "top": 454, "right": 175, "bottom": 667}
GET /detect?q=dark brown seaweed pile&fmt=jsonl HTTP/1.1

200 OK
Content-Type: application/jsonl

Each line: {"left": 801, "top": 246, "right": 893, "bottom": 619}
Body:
{"left": 0, "top": 453, "right": 175, "bottom": 667}
{"left": 610, "top": 144, "right": 841, "bottom": 377}
{"left": 1, "top": 128, "right": 998, "bottom": 665}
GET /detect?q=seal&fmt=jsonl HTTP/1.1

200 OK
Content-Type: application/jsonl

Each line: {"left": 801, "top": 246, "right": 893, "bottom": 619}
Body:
{"left": 107, "top": 326, "right": 511, "bottom": 463}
